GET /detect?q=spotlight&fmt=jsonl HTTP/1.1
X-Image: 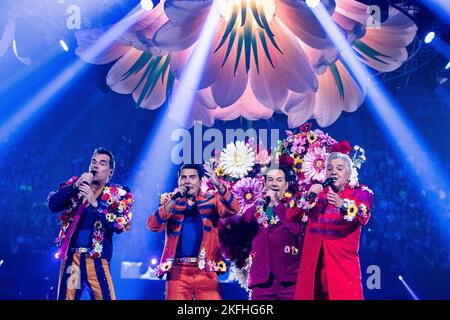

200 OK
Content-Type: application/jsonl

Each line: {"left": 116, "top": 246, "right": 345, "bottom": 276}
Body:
{"left": 53, "top": 252, "right": 60, "bottom": 259}
{"left": 59, "top": 40, "right": 69, "bottom": 52}
{"left": 0, "top": 260, "right": 4, "bottom": 267}
{"left": 424, "top": 31, "right": 436, "bottom": 44}
{"left": 446, "top": 61, "right": 450, "bottom": 70}
{"left": 398, "top": 275, "right": 403, "bottom": 281}
{"left": 151, "top": 258, "right": 158, "bottom": 265}
{"left": 306, "top": 0, "right": 321, "bottom": 8}
{"left": 140, "top": 0, "right": 154, "bottom": 11}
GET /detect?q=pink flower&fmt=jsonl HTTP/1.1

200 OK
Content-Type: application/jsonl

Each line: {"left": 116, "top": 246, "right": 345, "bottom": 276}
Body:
{"left": 302, "top": 146, "right": 328, "bottom": 182}
{"left": 314, "top": 129, "right": 337, "bottom": 147}
{"left": 232, "top": 178, "right": 265, "bottom": 213}
{"left": 291, "top": 135, "right": 307, "bottom": 155}
{"left": 255, "top": 149, "right": 272, "bottom": 166}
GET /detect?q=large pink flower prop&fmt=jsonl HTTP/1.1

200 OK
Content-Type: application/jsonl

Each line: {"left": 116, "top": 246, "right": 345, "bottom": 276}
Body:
{"left": 75, "top": 0, "right": 417, "bottom": 127}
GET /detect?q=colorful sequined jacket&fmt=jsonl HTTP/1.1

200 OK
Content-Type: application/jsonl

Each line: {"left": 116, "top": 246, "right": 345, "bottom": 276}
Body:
{"left": 48, "top": 176, "right": 133, "bottom": 261}
{"left": 147, "top": 189, "right": 240, "bottom": 278}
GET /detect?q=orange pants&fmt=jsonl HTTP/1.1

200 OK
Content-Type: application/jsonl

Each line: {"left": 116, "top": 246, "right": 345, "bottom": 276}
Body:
{"left": 57, "top": 253, "right": 116, "bottom": 300}
{"left": 165, "top": 262, "right": 221, "bottom": 300}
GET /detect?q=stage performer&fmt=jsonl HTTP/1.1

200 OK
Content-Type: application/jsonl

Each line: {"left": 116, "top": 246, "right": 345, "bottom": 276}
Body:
{"left": 220, "top": 166, "right": 305, "bottom": 300}
{"left": 147, "top": 163, "right": 240, "bottom": 300}
{"left": 287, "top": 149, "right": 374, "bottom": 300}
{"left": 48, "top": 148, "right": 133, "bottom": 300}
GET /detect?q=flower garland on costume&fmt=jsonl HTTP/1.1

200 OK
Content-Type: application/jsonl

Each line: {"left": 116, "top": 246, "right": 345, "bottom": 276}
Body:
{"left": 52, "top": 177, "right": 133, "bottom": 259}
{"left": 98, "top": 185, "right": 133, "bottom": 231}
{"left": 341, "top": 198, "right": 369, "bottom": 222}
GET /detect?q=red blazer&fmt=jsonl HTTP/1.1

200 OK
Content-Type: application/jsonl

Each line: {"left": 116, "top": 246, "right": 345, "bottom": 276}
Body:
{"left": 148, "top": 189, "right": 240, "bottom": 278}
{"left": 287, "top": 185, "right": 374, "bottom": 300}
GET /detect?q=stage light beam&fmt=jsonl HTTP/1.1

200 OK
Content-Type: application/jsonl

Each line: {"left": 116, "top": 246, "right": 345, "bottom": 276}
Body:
{"left": 0, "top": 5, "right": 145, "bottom": 147}
{"left": 398, "top": 275, "right": 420, "bottom": 300}
{"left": 59, "top": 40, "right": 69, "bottom": 52}
{"left": 140, "top": 0, "right": 154, "bottom": 11}
{"left": 308, "top": 2, "right": 450, "bottom": 247}
{"left": 424, "top": 32, "right": 435, "bottom": 44}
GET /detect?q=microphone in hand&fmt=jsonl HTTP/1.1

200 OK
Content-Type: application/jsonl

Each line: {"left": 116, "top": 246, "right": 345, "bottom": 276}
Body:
{"left": 172, "top": 186, "right": 191, "bottom": 200}
{"left": 263, "top": 196, "right": 271, "bottom": 210}
{"left": 306, "top": 177, "right": 336, "bottom": 201}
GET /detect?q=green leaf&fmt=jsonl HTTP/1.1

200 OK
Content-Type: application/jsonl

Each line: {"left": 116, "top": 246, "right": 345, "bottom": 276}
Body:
{"left": 222, "top": 28, "right": 237, "bottom": 67}
{"left": 234, "top": 30, "right": 244, "bottom": 75}
{"left": 258, "top": 29, "right": 274, "bottom": 68}
{"left": 329, "top": 63, "right": 344, "bottom": 100}
{"left": 122, "top": 52, "right": 152, "bottom": 80}
{"left": 244, "top": 17, "right": 253, "bottom": 73}
{"left": 215, "top": 5, "right": 238, "bottom": 53}
{"left": 353, "top": 39, "right": 389, "bottom": 64}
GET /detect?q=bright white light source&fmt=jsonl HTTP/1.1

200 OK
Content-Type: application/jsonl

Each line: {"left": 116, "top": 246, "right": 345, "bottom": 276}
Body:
{"left": 306, "top": 0, "right": 321, "bottom": 8}
{"left": 59, "top": 40, "right": 69, "bottom": 52}
{"left": 445, "top": 61, "right": 450, "bottom": 70}
{"left": 140, "top": 0, "right": 154, "bottom": 11}
{"left": 424, "top": 31, "right": 435, "bottom": 44}
{"left": 151, "top": 258, "right": 157, "bottom": 265}
{"left": 398, "top": 275, "right": 403, "bottom": 281}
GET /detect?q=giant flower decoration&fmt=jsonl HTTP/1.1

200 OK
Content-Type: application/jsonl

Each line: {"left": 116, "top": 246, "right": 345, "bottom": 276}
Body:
{"left": 232, "top": 177, "right": 265, "bottom": 213}
{"left": 219, "top": 140, "right": 256, "bottom": 178}
{"left": 75, "top": 0, "right": 416, "bottom": 127}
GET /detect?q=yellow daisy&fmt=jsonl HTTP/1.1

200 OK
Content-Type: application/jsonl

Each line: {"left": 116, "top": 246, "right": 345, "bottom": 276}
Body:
{"left": 347, "top": 204, "right": 358, "bottom": 218}
{"left": 307, "top": 132, "right": 317, "bottom": 144}
{"left": 215, "top": 166, "right": 225, "bottom": 177}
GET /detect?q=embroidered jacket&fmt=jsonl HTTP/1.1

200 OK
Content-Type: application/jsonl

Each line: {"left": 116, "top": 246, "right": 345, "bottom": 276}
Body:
{"left": 287, "top": 184, "right": 374, "bottom": 300}
{"left": 48, "top": 176, "right": 133, "bottom": 261}
{"left": 147, "top": 189, "right": 240, "bottom": 278}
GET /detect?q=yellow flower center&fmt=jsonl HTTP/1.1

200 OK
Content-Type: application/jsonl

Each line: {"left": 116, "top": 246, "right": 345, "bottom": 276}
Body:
{"left": 245, "top": 192, "right": 253, "bottom": 200}
{"left": 233, "top": 154, "right": 244, "bottom": 166}
{"left": 315, "top": 160, "right": 323, "bottom": 169}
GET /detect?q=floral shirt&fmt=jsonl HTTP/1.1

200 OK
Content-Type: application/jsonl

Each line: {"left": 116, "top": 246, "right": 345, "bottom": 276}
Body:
{"left": 48, "top": 176, "right": 133, "bottom": 260}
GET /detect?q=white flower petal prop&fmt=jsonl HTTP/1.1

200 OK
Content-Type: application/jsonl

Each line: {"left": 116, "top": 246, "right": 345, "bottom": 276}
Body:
{"left": 219, "top": 141, "right": 256, "bottom": 179}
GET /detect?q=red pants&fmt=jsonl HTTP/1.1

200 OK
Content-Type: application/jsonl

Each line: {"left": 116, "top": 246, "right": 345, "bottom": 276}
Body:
{"left": 314, "top": 248, "right": 329, "bottom": 300}
{"left": 165, "top": 262, "right": 221, "bottom": 300}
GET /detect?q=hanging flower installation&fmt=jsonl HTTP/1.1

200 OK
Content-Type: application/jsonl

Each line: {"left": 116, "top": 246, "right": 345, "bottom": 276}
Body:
{"left": 75, "top": 0, "right": 417, "bottom": 127}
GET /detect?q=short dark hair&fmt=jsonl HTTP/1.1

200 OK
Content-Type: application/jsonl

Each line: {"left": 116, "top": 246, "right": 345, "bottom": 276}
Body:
{"left": 93, "top": 147, "right": 115, "bottom": 170}
{"left": 264, "top": 165, "right": 291, "bottom": 181}
{"left": 264, "top": 165, "right": 297, "bottom": 193}
{"left": 177, "top": 164, "right": 204, "bottom": 180}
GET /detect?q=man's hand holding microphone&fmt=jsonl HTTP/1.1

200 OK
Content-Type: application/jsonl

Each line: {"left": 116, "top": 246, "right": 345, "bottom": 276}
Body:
{"left": 75, "top": 171, "right": 98, "bottom": 208}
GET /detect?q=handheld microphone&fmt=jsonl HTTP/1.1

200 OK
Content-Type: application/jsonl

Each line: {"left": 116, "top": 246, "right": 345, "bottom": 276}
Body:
{"left": 172, "top": 186, "right": 191, "bottom": 200}
{"left": 306, "top": 177, "right": 336, "bottom": 201}
{"left": 263, "top": 196, "right": 271, "bottom": 210}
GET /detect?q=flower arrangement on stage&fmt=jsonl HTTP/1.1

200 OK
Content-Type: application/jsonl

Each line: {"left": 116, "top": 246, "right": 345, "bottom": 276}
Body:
{"left": 232, "top": 177, "right": 266, "bottom": 214}
{"left": 210, "top": 122, "right": 368, "bottom": 288}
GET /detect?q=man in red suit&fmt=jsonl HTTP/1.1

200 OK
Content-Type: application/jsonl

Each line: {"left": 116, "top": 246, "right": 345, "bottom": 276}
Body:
{"left": 287, "top": 151, "right": 374, "bottom": 300}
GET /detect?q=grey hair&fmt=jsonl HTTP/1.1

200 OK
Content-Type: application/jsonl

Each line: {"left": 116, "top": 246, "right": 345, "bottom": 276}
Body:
{"left": 326, "top": 152, "right": 352, "bottom": 173}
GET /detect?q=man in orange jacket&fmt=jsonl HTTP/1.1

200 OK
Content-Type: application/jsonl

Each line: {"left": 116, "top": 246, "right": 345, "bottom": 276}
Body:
{"left": 148, "top": 163, "right": 240, "bottom": 300}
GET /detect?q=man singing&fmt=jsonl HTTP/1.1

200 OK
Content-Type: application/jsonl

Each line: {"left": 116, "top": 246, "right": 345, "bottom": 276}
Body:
{"left": 220, "top": 166, "right": 305, "bottom": 300}
{"left": 48, "top": 148, "right": 133, "bottom": 300}
{"left": 287, "top": 150, "right": 374, "bottom": 300}
{"left": 147, "top": 163, "right": 240, "bottom": 300}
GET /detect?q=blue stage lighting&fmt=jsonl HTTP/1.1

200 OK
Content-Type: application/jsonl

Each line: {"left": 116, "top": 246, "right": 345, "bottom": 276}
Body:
{"left": 446, "top": 61, "right": 450, "bottom": 70}
{"left": 306, "top": 0, "right": 320, "bottom": 8}
{"left": 140, "top": 0, "right": 154, "bottom": 11}
{"left": 59, "top": 40, "right": 69, "bottom": 52}
{"left": 424, "top": 31, "right": 436, "bottom": 44}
